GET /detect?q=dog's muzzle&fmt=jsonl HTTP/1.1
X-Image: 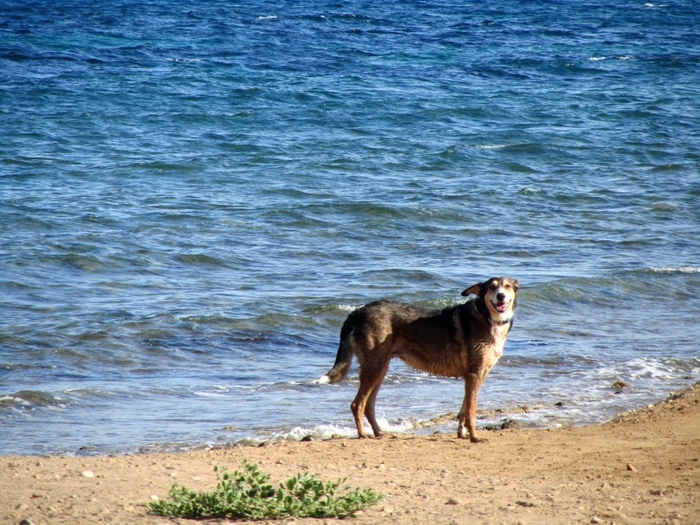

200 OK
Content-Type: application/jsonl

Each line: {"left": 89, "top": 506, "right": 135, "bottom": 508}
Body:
{"left": 493, "top": 294, "right": 511, "bottom": 313}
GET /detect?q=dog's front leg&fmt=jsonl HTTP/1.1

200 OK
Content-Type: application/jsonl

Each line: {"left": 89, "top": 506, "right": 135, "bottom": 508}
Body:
{"left": 458, "top": 373, "right": 483, "bottom": 443}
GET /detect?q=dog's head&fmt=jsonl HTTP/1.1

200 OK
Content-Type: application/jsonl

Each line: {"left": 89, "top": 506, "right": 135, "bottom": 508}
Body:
{"left": 462, "top": 277, "right": 519, "bottom": 323}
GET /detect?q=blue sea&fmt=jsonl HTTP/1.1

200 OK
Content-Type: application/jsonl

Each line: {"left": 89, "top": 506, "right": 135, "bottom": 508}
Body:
{"left": 2, "top": 0, "right": 699, "bottom": 456}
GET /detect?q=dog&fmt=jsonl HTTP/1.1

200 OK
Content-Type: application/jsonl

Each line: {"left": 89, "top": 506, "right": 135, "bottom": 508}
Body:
{"left": 320, "top": 277, "right": 519, "bottom": 442}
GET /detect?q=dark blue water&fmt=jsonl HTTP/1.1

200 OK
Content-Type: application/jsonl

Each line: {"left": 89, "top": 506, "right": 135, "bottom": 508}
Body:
{"left": 2, "top": 0, "right": 699, "bottom": 456}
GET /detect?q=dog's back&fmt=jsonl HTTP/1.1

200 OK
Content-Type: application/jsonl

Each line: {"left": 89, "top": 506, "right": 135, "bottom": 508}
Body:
{"left": 323, "top": 297, "right": 496, "bottom": 381}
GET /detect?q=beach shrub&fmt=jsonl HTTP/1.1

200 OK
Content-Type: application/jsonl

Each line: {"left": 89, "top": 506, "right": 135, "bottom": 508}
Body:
{"left": 149, "top": 460, "right": 383, "bottom": 520}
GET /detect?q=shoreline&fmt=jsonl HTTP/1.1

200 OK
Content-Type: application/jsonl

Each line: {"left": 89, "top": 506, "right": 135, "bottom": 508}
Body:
{"left": 2, "top": 382, "right": 699, "bottom": 525}
{"left": 7, "top": 382, "right": 689, "bottom": 458}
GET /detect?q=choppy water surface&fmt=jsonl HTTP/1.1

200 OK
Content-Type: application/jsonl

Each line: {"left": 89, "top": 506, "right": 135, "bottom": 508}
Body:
{"left": 1, "top": 0, "right": 699, "bottom": 455}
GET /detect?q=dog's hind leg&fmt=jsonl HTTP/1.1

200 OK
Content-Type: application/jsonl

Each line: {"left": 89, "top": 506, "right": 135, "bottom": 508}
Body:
{"left": 351, "top": 361, "right": 390, "bottom": 438}
{"left": 364, "top": 361, "right": 390, "bottom": 437}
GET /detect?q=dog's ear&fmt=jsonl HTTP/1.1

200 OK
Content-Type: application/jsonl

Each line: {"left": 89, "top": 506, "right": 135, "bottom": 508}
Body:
{"left": 461, "top": 282, "right": 483, "bottom": 297}
{"left": 511, "top": 279, "right": 520, "bottom": 292}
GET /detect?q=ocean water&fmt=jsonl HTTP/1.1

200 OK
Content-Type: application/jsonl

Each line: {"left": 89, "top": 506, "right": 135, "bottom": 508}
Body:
{"left": 2, "top": 0, "right": 699, "bottom": 456}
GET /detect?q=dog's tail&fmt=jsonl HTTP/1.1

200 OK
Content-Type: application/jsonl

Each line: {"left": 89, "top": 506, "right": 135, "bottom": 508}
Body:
{"left": 319, "top": 315, "right": 356, "bottom": 384}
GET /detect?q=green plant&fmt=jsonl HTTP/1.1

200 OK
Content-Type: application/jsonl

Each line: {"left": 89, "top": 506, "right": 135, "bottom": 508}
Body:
{"left": 149, "top": 461, "right": 383, "bottom": 520}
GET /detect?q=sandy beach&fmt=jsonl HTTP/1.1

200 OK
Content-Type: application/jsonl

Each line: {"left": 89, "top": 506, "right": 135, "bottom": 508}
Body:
{"left": 2, "top": 382, "right": 698, "bottom": 525}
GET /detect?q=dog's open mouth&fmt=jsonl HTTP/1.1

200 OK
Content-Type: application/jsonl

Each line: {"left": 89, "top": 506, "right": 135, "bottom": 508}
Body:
{"left": 494, "top": 301, "right": 510, "bottom": 313}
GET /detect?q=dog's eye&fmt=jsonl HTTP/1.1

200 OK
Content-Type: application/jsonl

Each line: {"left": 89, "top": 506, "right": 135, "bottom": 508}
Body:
{"left": 489, "top": 283, "right": 497, "bottom": 289}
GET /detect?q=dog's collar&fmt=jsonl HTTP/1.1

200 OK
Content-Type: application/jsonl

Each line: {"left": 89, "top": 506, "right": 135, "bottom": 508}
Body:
{"left": 491, "top": 317, "right": 513, "bottom": 326}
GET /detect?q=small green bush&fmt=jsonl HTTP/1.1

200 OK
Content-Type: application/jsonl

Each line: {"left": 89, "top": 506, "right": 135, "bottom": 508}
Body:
{"left": 149, "top": 461, "right": 383, "bottom": 520}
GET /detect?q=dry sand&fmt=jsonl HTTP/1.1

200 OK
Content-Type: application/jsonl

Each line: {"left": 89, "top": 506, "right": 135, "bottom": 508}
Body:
{"left": 2, "top": 382, "right": 699, "bottom": 525}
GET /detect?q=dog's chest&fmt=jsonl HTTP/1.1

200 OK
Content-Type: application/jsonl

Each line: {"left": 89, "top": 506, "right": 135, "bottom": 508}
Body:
{"left": 492, "top": 324, "right": 510, "bottom": 356}
{"left": 482, "top": 324, "right": 510, "bottom": 369}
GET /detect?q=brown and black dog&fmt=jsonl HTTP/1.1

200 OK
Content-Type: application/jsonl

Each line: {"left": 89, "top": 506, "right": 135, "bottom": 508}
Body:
{"left": 320, "top": 277, "right": 519, "bottom": 442}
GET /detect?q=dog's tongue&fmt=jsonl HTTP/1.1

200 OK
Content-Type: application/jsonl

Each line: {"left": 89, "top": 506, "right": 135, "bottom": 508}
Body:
{"left": 496, "top": 302, "right": 508, "bottom": 313}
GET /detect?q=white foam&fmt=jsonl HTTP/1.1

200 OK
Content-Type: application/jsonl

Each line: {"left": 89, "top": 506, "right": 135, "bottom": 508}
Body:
{"left": 335, "top": 303, "right": 359, "bottom": 312}
{"left": 192, "top": 390, "right": 227, "bottom": 398}
{"left": 279, "top": 425, "right": 357, "bottom": 441}
{"left": 623, "top": 357, "right": 698, "bottom": 380}
{"left": 377, "top": 417, "right": 416, "bottom": 433}
{"left": 318, "top": 375, "right": 331, "bottom": 385}
{"left": 648, "top": 266, "right": 700, "bottom": 274}
{"left": 473, "top": 144, "right": 506, "bottom": 150}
